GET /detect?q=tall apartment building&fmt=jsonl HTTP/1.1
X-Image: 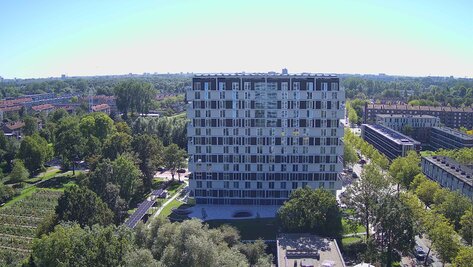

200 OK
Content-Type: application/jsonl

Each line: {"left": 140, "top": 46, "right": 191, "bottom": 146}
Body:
{"left": 361, "top": 124, "right": 421, "bottom": 160}
{"left": 187, "top": 73, "right": 345, "bottom": 205}
{"left": 364, "top": 103, "right": 473, "bottom": 129}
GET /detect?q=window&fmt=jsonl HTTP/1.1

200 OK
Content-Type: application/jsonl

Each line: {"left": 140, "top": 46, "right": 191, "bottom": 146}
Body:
{"left": 219, "top": 82, "right": 225, "bottom": 90}
{"left": 292, "top": 182, "right": 298, "bottom": 189}
{"left": 194, "top": 91, "right": 201, "bottom": 99}
{"left": 257, "top": 182, "right": 262, "bottom": 189}
{"left": 224, "top": 181, "right": 229, "bottom": 188}
{"left": 206, "top": 181, "right": 212, "bottom": 188}
{"left": 308, "top": 82, "right": 314, "bottom": 91}
{"left": 233, "top": 182, "right": 239, "bottom": 188}
{"left": 281, "top": 182, "right": 286, "bottom": 189}
{"left": 232, "top": 82, "right": 239, "bottom": 90}
{"left": 293, "top": 82, "right": 300, "bottom": 90}
{"left": 269, "top": 182, "right": 274, "bottom": 189}
{"left": 282, "top": 82, "right": 288, "bottom": 90}
{"left": 244, "top": 82, "right": 251, "bottom": 90}
{"left": 197, "top": 181, "right": 202, "bottom": 188}
{"left": 245, "top": 182, "right": 251, "bottom": 189}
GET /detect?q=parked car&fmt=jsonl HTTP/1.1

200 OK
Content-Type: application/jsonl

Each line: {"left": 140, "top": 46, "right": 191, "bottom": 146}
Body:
{"left": 358, "top": 159, "right": 367, "bottom": 165}
{"left": 157, "top": 167, "right": 165, "bottom": 172}
{"left": 352, "top": 173, "right": 358, "bottom": 179}
{"left": 347, "top": 168, "right": 353, "bottom": 173}
{"left": 414, "top": 246, "right": 426, "bottom": 261}
{"left": 177, "top": 169, "right": 186, "bottom": 173}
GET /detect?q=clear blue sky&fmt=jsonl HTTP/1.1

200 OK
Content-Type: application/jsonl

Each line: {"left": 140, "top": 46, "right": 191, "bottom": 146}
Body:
{"left": 1, "top": 0, "right": 472, "bottom": 78}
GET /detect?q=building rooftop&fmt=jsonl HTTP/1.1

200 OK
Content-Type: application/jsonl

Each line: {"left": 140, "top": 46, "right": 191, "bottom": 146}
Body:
{"left": 3, "top": 121, "right": 25, "bottom": 131}
{"left": 375, "top": 114, "right": 438, "bottom": 119}
{"left": 32, "top": 104, "right": 55, "bottom": 111}
{"left": 362, "top": 124, "right": 420, "bottom": 146}
{"left": 0, "top": 105, "right": 22, "bottom": 112}
{"left": 277, "top": 233, "right": 345, "bottom": 267}
{"left": 194, "top": 73, "right": 337, "bottom": 78}
{"left": 91, "top": 103, "right": 110, "bottom": 112}
{"left": 367, "top": 103, "right": 473, "bottom": 113}
{"left": 424, "top": 156, "right": 473, "bottom": 186}
{"left": 432, "top": 127, "right": 473, "bottom": 141}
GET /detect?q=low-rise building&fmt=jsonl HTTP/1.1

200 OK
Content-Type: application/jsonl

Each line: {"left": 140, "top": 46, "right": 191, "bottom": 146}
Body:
{"left": 375, "top": 114, "right": 440, "bottom": 132}
{"left": 32, "top": 104, "right": 55, "bottom": 114}
{"left": 2, "top": 121, "right": 25, "bottom": 138}
{"left": 277, "top": 233, "right": 346, "bottom": 267}
{"left": 429, "top": 127, "right": 473, "bottom": 151}
{"left": 91, "top": 104, "right": 111, "bottom": 114}
{"left": 361, "top": 124, "right": 420, "bottom": 160}
{"left": 421, "top": 156, "right": 473, "bottom": 200}
{"left": 364, "top": 103, "right": 473, "bottom": 129}
{"left": 0, "top": 106, "right": 22, "bottom": 120}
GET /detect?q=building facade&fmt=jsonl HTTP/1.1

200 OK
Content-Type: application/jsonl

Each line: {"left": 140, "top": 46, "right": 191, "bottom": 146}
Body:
{"left": 364, "top": 103, "right": 473, "bottom": 129}
{"left": 361, "top": 124, "right": 420, "bottom": 160}
{"left": 375, "top": 114, "right": 440, "bottom": 132}
{"left": 429, "top": 127, "right": 473, "bottom": 151}
{"left": 375, "top": 114, "right": 439, "bottom": 143}
{"left": 422, "top": 156, "right": 473, "bottom": 200}
{"left": 187, "top": 73, "right": 345, "bottom": 205}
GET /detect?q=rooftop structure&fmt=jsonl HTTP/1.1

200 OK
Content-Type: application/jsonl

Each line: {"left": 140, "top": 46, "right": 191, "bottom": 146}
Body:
{"left": 277, "top": 233, "right": 346, "bottom": 267}
{"left": 422, "top": 156, "right": 473, "bottom": 199}
{"left": 91, "top": 103, "right": 111, "bottom": 112}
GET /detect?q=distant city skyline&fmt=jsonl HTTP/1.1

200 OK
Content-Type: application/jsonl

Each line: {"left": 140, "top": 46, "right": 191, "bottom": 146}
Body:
{"left": 1, "top": 0, "right": 472, "bottom": 79}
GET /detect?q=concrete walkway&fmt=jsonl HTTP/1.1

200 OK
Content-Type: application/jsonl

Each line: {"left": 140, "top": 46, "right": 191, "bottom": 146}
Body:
{"left": 150, "top": 181, "right": 188, "bottom": 220}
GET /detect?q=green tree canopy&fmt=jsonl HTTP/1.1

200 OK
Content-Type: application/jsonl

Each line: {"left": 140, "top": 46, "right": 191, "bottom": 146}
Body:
{"left": 55, "top": 186, "right": 114, "bottom": 227}
{"left": 132, "top": 134, "right": 163, "bottom": 190}
{"left": 277, "top": 188, "right": 342, "bottom": 237}
{"left": 9, "top": 159, "right": 29, "bottom": 183}
{"left": 18, "top": 133, "right": 53, "bottom": 174}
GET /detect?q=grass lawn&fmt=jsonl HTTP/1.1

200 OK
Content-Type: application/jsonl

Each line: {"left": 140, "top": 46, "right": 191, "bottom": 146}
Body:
{"left": 159, "top": 199, "right": 183, "bottom": 218}
{"left": 2, "top": 185, "right": 38, "bottom": 208}
{"left": 342, "top": 236, "right": 364, "bottom": 246}
{"left": 420, "top": 150, "right": 434, "bottom": 157}
{"left": 342, "top": 218, "right": 366, "bottom": 235}
{"left": 206, "top": 218, "right": 279, "bottom": 240}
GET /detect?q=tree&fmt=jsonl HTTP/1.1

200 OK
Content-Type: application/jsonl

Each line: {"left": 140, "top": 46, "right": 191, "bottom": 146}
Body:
{"left": 18, "top": 133, "right": 53, "bottom": 174}
{"left": 237, "top": 239, "right": 273, "bottom": 266}
{"left": 452, "top": 246, "right": 473, "bottom": 267}
{"left": 277, "top": 188, "right": 342, "bottom": 237}
{"left": 31, "top": 224, "right": 133, "bottom": 267}
{"left": 428, "top": 217, "right": 460, "bottom": 265}
{"left": 137, "top": 218, "right": 257, "bottom": 267}
{"left": 163, "top": 143, "right": 187, "bottom": 181}
{"left": 434, "top": 190, "right": 472, "bottom": 230}
{"left": 9, "top": 160, "right": 29, "bottom": 183}
{"left": 343, "top": 163, "right": 390, "bottom": 238}
{"left": 23, "top": 116, "right": 38, "bottom": 136}
{"left": 79, "top": 112, "right": 115, "bottom": 141}
{"left": 102, "top": 132, "right": 132, "bottom": 160}
{"left": 389, "top": 150, "right": 421, "bottom": 190}
{"left": 114, "top": 80, "right": 155, "bottom": 119}
{"left": 343, "top": 143, "right": 358, "bottom": 167}
{"left": 56, "top": 186, "right": 114, "bottom": 227}
{"left": 414, "top": 178, "right": 440, "bottom": 207}
{"left": 132, "top": 134, "right": 163, "bottom": 189}
{"left": 0, "top": 181, "right": 16, "bottom": 204}
{"left": 375, "top": 195, "right": 416, "bottom": 267}
{"left": 54, "top": 117, "right": 84, "bottom": 174}
{"left": 459, "top": 208, "right": 473, "bottom": 245}
{"left": 111, "top": 154, "right": 142, "bottom": 203}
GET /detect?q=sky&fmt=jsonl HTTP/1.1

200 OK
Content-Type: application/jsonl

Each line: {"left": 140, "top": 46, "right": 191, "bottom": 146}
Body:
{"left": 0, "top": 0, "right": 472, "bottom": 79}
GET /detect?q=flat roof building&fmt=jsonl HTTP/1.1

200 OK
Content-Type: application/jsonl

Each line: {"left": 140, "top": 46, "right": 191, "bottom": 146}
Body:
{"left": 361, "top": 124, "right": 420, "bottom": 160}
{"left": 429, "top": 127, "right": 473, "bottom": 151}
{"left": 375, "top": 114, "right": 440, "bottom": 132}
{"left": 187, "top": 73, "right": 345, "bottom": 205}
{"left": 422, "top": 156, "right": 473, "bottom": 200}
{"left": 364, "top": 103, "right": 473, "bottom": 129}
{"left": 277, "top": 233, "right": 346, "bottom": 267}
